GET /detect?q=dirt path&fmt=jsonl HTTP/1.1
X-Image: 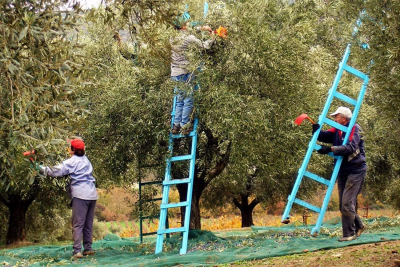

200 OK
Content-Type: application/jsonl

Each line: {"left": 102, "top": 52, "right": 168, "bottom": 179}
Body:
{"left": 229, "top": 240, "right": 400, "bottom": 266}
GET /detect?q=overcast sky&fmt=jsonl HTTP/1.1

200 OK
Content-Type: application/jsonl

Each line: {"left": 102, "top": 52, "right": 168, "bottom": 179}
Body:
{"left": 79, "top": 0, "right": 103, "bottom": 9}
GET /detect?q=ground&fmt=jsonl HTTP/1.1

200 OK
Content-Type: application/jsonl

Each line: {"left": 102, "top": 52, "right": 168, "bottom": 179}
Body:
{"left": 228, "top": 240, "right": 400, "bottom": 267}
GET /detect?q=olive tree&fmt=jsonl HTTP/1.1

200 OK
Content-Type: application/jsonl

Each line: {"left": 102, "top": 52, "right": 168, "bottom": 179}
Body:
{"left": 0, "top": 0, "right": 86, "bottom": 244}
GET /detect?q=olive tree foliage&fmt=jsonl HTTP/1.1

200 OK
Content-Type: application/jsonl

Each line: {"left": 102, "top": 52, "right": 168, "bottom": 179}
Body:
{"left": 80, "top": 1, "right": 180, "bottom": 188}
{"left": 198, "top": 0, "right": 371, "bottom": 226}
{"left": 340, "top": 0, "right": 400, "bottom": 208}
{"left": 81, "top": 0, "right": 377, "bottom": 228}
{"left": 0, "top": 0, "right": 87, "bottom": 244}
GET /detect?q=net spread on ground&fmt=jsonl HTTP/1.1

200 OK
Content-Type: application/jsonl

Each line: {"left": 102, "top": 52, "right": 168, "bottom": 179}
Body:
{"left": 1, "top": 217, "right": 400, "bottom": 266}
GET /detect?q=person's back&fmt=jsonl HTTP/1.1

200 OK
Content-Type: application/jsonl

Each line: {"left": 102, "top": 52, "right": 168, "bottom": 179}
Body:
{"left": 171, "top": 31, "right": 213, "bottom": 77}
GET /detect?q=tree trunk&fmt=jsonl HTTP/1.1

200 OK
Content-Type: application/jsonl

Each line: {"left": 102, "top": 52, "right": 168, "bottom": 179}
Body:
{"left": 6, "top": 196, "right": 31, "bottom": 245}
{"left": 233, "top": 194, "right": 261, "bottom": 227}
{"left": 239, "top": 194, "right": 254, "bottom": 227}
{"left": 175, "top": 128, "right": 231, "bottom": 230}
{"left": 177, "top": 176, "right": 204, "bottom": 229}
{"left": 240, "top": 206, "right": 254, "bottom": 227}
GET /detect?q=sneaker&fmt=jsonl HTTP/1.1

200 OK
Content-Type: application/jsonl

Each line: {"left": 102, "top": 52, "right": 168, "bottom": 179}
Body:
{"left": 73, "top": 252, "right": 83, "bottom": 259}
{"left": 83, "top": 250, "right": 95, "bottom": 256}
{"left": 171, "top": 125, "right": 181, "bottom": 134}
{"left": 338, "top": 235, "right": 357, "bottom": 242}
{"left": 357, "top": 225, "right": 366, "bottom": 237}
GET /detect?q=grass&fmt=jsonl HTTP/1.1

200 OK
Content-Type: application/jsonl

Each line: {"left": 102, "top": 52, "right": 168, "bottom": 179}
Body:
{"left": 99, "top": 208, "right": 397, "bottom": 238}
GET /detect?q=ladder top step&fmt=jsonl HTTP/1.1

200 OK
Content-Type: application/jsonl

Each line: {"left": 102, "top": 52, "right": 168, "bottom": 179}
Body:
{"left": 343, "top": 64, "right": 368, "bottom": 80}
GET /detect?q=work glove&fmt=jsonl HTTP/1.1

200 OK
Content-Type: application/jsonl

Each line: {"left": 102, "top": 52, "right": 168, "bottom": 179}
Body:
{"left": 312, "top": 123, "right": 320, "bottom": 135}
{"left": 317, "top": 145, "right": 331, "bottom": 154}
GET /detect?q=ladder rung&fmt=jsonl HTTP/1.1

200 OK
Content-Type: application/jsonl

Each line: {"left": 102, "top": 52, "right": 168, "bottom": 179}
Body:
{"left": 142, "top": 197, "right": 162, "bottom": 203}
{"left": 170, "top": 155, "right": 192, "bottom": 162}
{"left": 293, "top": 198, "right": 321, "bottom": 213}
{"left": 141, "top": 231, "right": 158, "bottom": 236}
{"left": 140, "top": 181, "right": 163, "bottom": 186}
{"left": 333, "top": 92, "right": 357, "bottom": 106}
{"left": 163, "top": 178, "right": 190, "bottom": 186}
{"left": 343, "top": 64, "right": 368, "bottom": 80}
{"left": 323, "top": 118, "right": 348, "bottom": 132}
{"left": 171, "top": 132, "right": 196, "bottom": 138}
{"left": 304, "top": 171, "right": 330, "bottom": 186}
{"left": 157, "top": 227, "right": 185, "bottom": 234}
{"left": 161, "top": 201, "right": 189, "bottom": 209}
{"left": 141, "top": 214, "right": 160, "bottom": 220}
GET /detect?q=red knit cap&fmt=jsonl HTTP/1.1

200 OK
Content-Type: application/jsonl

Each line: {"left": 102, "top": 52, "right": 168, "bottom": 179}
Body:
{"left": 68, "top": 138, "right": 85, "bottom": 150}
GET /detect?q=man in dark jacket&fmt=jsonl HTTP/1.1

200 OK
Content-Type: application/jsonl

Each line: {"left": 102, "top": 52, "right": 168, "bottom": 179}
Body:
{"left": 312, "top": 106, "right": 367, "bottom": 241}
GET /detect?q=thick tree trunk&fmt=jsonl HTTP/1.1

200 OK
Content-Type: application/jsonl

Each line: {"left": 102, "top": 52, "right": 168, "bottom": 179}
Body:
{"left": 240, "top": 206, "right": 254, "bottom": 227}
{"left": 175, "top": 128, "right": 231, "bottom": 230}
{"left": 233, "top": 194, "right": 261, "bottom": 227}
{"left": 239, "top": 195, "right": 254, "bottom": 227}
{"left": 177, "top": 176, "right": 204, "bottom": 229}
{"left": 5, "top": 197, "right": 31, "bottom": 245}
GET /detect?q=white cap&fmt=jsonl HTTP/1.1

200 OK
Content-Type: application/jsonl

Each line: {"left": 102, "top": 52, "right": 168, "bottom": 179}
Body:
{"left": 330, "top": 106, "right": 352, "bottom": 119}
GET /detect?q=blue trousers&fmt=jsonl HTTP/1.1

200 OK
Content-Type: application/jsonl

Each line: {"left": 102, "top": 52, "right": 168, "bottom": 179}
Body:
{"left": 171, "top": 73, "right": 195, "bottom": 127}
{"left": 337, "top": 168, "right": 366, "bottom": 237}
{"left": 72, "top": 198, "right": 96, "bottom": 254}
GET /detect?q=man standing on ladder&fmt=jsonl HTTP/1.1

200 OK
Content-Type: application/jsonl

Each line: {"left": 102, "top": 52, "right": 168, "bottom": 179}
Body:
{"left": 170, "top": 13, "right": 214, "bottom": 135}
{"left": 312, "top": 106, "right": 367, "bottom": 241}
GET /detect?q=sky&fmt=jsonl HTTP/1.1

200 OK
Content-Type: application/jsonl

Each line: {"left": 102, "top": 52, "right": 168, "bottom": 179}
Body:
{"left": 79, "top": 0, "right": 103, "bottom": 9}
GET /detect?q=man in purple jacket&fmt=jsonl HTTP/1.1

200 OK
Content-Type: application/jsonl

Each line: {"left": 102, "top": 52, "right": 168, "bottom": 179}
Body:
{"left": 312, "top": 107, "right": 367, "bottom": 242}
{"left": 40, "top": 138, "right": 98, "bottom": 258}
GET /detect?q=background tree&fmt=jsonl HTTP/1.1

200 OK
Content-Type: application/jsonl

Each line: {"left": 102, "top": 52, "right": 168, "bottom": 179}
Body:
{"left": 0, "top": 0, "right": 86, "bottom": 245}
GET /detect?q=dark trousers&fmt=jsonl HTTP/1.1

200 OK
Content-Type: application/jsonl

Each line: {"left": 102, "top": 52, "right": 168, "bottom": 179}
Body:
{"left": 337, "top": 168, "right": 366, "bottom": 237}
{"left": 72, "top": 198, "right": 96, "bottom": 254}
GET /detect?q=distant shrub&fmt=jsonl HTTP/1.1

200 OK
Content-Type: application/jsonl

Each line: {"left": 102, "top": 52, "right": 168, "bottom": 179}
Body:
{"left": 93, "top": 218, "right": 108, "bottom": 240}
{"left": 109, "top": 223, "right": 122, "bottom": 234}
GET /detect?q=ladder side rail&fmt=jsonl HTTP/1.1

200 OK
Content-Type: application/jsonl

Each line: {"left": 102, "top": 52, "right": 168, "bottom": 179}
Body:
{"left": 311, "top": 156, "right": 344, "bottom": 235}
{"left": 318, "top": 45, "right": 351, "bottom": 125}
{"left": 180, "top": 118, "right": 199, "bottom": 255}
{"left": 281, "top": 131, "right": 321, "bottom": 221}
{"left": 155, "top": 180, "right": 172, "bottom": 253}
{"left": 138, "top": 164, "right": 143, "bottom": 243}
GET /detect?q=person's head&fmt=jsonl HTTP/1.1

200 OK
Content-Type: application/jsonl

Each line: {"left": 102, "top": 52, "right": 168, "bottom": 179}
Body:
{"left": 68, "top": 138, "right": 85, "bottom": 157}
{"left": 330, "top": 106, "right": 352, "bottom": 125}
{"left": 174, "top": 12, "right": 190, "bottom": 30}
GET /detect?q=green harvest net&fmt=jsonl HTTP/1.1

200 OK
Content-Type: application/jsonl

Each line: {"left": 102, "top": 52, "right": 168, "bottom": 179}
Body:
{"left": 1, "top": 217, "right": 400, "bottom": 266}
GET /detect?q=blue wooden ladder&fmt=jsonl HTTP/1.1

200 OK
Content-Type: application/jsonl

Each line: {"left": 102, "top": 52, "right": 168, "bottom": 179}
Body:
{"left": 281, "top": 44, "right": 369, "bottom": 235}
{"left": 155, "top": 95, "right": 198, "bottom": 254}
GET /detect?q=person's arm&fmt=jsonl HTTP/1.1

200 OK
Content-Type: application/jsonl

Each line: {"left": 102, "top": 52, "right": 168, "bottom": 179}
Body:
{"left": 317, "top": 128, "right": 335, "bottom": 144}
{"left": 195, "top": 25, "right": 212, "bottom": 33}
{"left": 187, "top": 34, "right": 215, "bottom": 50}
{"left": 332, "top": 125, "right": 361, "bottom": 156}
{"left": 41, "top": 159, "right": 72, "bottom": 177}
